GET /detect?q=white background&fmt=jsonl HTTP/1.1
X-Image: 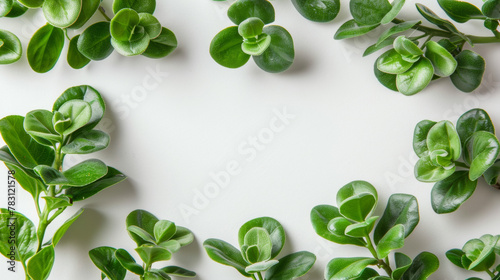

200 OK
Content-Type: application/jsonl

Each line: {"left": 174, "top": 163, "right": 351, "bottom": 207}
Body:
{"left": 1, "top": 0, "right": 500, "bottom": 279}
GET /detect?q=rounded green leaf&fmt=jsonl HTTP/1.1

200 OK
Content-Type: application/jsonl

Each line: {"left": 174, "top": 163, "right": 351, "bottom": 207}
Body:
{"left": 27, "top": 24, "right": 65, "bottom": 73}
{"left": 311, "top": 205, "right": 365, "bottom": 246}
{"left": 394, "top": 36, "right": 423, "bottom": 58}
{"left": 414, "top": 154, "right": 455, "bottom": 182}
{"left": 77, "top": 22, "right": 114, "bottom": 61}
{"left": 135, "top": 245, "right": 172, "bottom": 265}
{"left": 425, "top": 41, "right": 457, "bottom": 77}
{"left": 110, "top": 8, "right": 140, "bottom": 42}
{"left": 253, "top": 25, "right": 294, "bottom": 73}
{"left": 413, "top": 120, "right": 437, "bottom": 157}
{"left": 203, "top": 239, "right": 251, "bottom": 277}
{"left": 438, "top": 0, "right": 483, "bottom": 23}
{"left": 456, "top": 108, "right": 494, "bottom": 148}
{"left": 69, "top": 0, "right": 100, "bottom": 29}
{"left": 243, "top": 227, "right": 273, "bottom": 263}
{"left": 169, "top": 226, "right": 194, "bottom": 247}
{"left": 62, "top": 130, "right": 110, "bottom": 154}
{"left": 238, "top": 17, "right": 264, "bottom": 39}
{"left": 115, "top": 249, "right": 145, "bottom": 275}
{"left": 42, "top": 0, "right": 81, "bottom": 28}
{"left": 265, "top": 251, "right": 316, "bottom": 280}
{"left": 345, "top": 216, "right": 378, "bottom": 238}
{"left": 334, "top": 19, "right": 379, "bottom": 40}
{"left": 350, "top": 0, "right": 392, "bottom": 25}
{"left": 463, "top": 235, "right": 499, "bottom": 271}
{"left": 427, "top": 120, "right": 461, "bottom": 163}
{"left": 138, "top": 13, "right": 161, "bottom": 39}
{"left": 325, "top": 257, "right": 378, "bottom": 280}
{"left": 89, "top": 246, "right": 126, "bottom": 280}
{"left": 400, "top": 252, "right": 439, "bottom": 280}
{"left": 238, "top": 217, "right": 285, "bottom": 259}
{"left": 154, "top": 220, "right": 176, "bottom": 244}
{"left": 374, "top": 194, "right": 419, "bottom": 244}
{"left": 450, "top": 50, "right": 485, "bottom": 92}
{"left": 484, "top": 18, "right": 499, "bottom": 31}
{"left": 210, "top": 26, "right": 250, "bottom": 69}
{"left": 446, "top": 249, "right": 465, "bottom": 268}
{"left": 113, "top": 0, "right": 155, "bottom": 14}
{"left": 374, "top": 60, "right": 398, "bottom": 91}
{"left": 57, "top": 99, "right": 92, "bottom": 136}
{"left": 24, "top": 109, "right": 61, "bottom": 145}
{"left": 4, "top": 1, "right": 28, "bottom": 18}
{"left": 111, "top": 34, "right": 150, "bottom": 56}
{"left": 483, "top": 0, "right": 500, "bottom": 19}
{"left": 377, "top": 49, "right": 414, "bottom": 74}
{"left": 396, "top": 57, "right": 434, "bottom": 95}
{"left": 431, "top": 171, "right": 478, "bottom": 214}
{"left": 242, "top": 34, "right": 271, "bottom": 56}
{"left": 463, "top": 131, "right": 500, "bottom": 180}
{"left": 0, "top": 210, "right": 37, "bottom": 262}
{"left": 142, "top": 27, "right": 177, "bottom": 59}
{"left": 0, "top": 0, "right": 13, "bottom": 17}
{"left": 416, "top": 4, "right": 464, "bottom": 38}
{"left": 126, "top": 210, "right": 159, "bottom": 246}
{"left": 17, "top": 0, "right": 42, "bottom": 8}
{"left": 376, "top": 224, "right": 405, "bottom": 259}
{"left": 65, "top": 167, "right": 126, "bottom": 201}
{"left": 227, "top": 0, "right": 275, "bottom": 25}
{"left": 35, "top": 159, "right": 108, "bottom": 186}
{"left": 393, "top": 252, "right": 413, "bottom": 280}
{"left": 336, "top": 180, "right": 378, "bottom": 222}
{"left": 68, "top": 35, "right": 91, "bottom": 69}
{"left": 380, "top": 0, "right": 406, "bottom": 24}
{"left": 27, "top": 245, "right": 55, "bottom": 280}
{"left": 291, "top": 0, "right": 340, "bottom": 22}
{"left": 246, "top": 260, "right": 279, "bottom": 273}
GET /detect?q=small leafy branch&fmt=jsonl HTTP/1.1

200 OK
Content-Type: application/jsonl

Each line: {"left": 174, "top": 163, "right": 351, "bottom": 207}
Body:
{"left": 0, "top": 85, "right": 126, "bottom": 279}
{"left": 210, "top": 0, "right": 295, "bottom": 73}
{"left": 311, "top": 180, "right": 439, "bottom": 280}
{"left": 90, "top": 209, "right": 196, "bottom": 280}
{"left": 446, "top": 234, "right": 500, "bottom": 279}
{"left": 413, "top": 108, "right": 500, "bottom": 214}
{"left": 0, "top": 0, "right": 177, "bottom": 73}
{"left": 204, "top": 216, "right": 316, "bottom": 280}
{"left": 335, "top": 0, "right": 500, "bottom": 95}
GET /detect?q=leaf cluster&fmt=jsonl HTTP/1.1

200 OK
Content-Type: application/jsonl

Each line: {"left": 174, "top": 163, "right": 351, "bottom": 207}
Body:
{"left": 0, "top": 0, "right": 177, "bottom": 72}
{"left": 90, "top": 210, "right": 195, "bottom": 280}
{"left": 0, "top": 85, "right": 126, "bottom": 279}
{"left": 414, "top": 108, "right": 500, "bottom": 214}
{"left": 311, "top": 180, "right": 439, "bottom": 280}
{"left": 203, "top": 216, "right": 316, "bottom": 280}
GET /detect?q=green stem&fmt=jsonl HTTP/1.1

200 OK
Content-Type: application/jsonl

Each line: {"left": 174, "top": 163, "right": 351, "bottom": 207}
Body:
{"left": 98, "top": 6, "right": 111, "bottom": 21}
{"left": 257, "top": 272, "right": 264, "bottom": 280}
{"left": 251, "top": 276, "right": 258, "bottom": 280}
{"left": 486, "top": 269, "right": 495, "bottom": 278}
{"left": 364, "top": 234, "right": 393, "bottom": 276}
{"left": 468, "top": 35, "right": 500, "bottom": 44}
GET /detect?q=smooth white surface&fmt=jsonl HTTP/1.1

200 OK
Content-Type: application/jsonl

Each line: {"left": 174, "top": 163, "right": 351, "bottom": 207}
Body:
{"left": 1, "top": 1, "right": 500, "bottom": 279}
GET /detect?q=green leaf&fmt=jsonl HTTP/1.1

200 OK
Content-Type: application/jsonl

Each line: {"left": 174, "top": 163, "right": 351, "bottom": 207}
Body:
{"left": 227, "top": 0, "right": 275, "bottom": 25}
{"left": 401, "top": 252, "right": 439, "bottom": 280}
{"left": 0, "top": 115, "right": 55, "bottom": 169}
{"left": 27, "top": 24, "right": 64, "bottom": 73}
{"left": 483, "top": 0, "right": 500, "bottom": 19}
{"left": 376, "top": 224, "right": 405, "bottom": 259}
{"left": 253, "top": 25, "right": 294, "bottom": 73}
{"left": 167, "top": 226, "right": 193, "bottom": 247}
{"left": 356, "top": 269, "right": 382, "bottom": 279}
{"left": 350, "top": 0, "right": 392, "bottom": 25}
{"left": 34, "top": 159, "right": 108, "bottom": 186}
{"left": 431, "top": 171, "right": 477, "bottom": 214}
{"left": 111, "top": 33, "right": 150, "bottom": 56}
{"left": 243, "top": 227, "right": 273, "bottom": 263}
{"left": 126, "top": 209, "right": 159, "bottom": 246}
{"left": 310, "top": 205, "right": 365, "bottom": 246}
{"left": 392, "top": 252, "right": 412, "bottom": 280}
{"left": 457, "top": 108, "right": 495, "bottom": 148}
{"left": 291, "top": 0, "right": 340, "bottom": 22}
{"left": 68, "top": 35, "right": 91, "bottom": 69}
{"left": 138, "top": 13, "right": 161, "bottom": 39}
{"left": 210, "top": 26, "right": 250, "bottom": 69}
{"left": 42, "top": 0, "right": 81, "bottom": 28}
{"left": 64, "top": 166, "right": 124, "bottom": 201}
{"left": 57, "top": 99, "right": 92, "bottom": 136}
{"left": 238, "top": 217, "right": 285, "bottom": 259}
{"left": 115, "top": 249, "right": 144, "bottom": 275}
{"left": 24, "top": 109, "right": 61, "bottom": 145}
{"left": 394, "top": 36, "right": 423, "bottom": 59}
{"left": 203, "top": 239, "right": 250, "bottom": 277}
{"left": 245, "top": 260, "right": 279, "bottom": 273}
{"left": 334, "top": 19, "right": 379, "bottom": 40}
{"left": 380, "top": 0, "right": 406, "bottom": 24}
{"left": 0, "top": 29, "right": 22, "bottom": 64}
{"left": 158, "top": 239, "right": 181, "bottom": 253}
{"left": 110, "top": 8, "right": 140, "bottom": 42}
{"left": 113, "top": 0, "right": 155, "bottom": 14}
{"left": 337, "top": 180, "right": 377, "bottom": 222}
{"left": 265, "top": 251, "right": 316, "bottom": 280}
{"left": 396, "top": 57, "right": 434, "bottom": 95}
{"left": 69, "top": 0, "right": 100, "bottom": 29}
{"left": 416, "top": 4, "right": 462, "bottom": 34}
{"left": 5, "top": 1, "right": 28, "bottom": 17}
{"left": 463, "top": 235, "right": 499, "bottom": 270}
{"left": 374, "top": 60, "right": 398, "bottom": 91}
{"left": 242, "top": 34, "right": 271, "bottom": 56}
{"left": 450, "top": 50, "right": 485, "bottom": 92}
{"left": 325, "top": 257, "right": 378, "bottom": 280}
{"left": 365, "top": 37, "right": 395, "bottom": 57}
{"left": 154, "top": 220, "right": 176, "bottom": 244}
{"left": 374, "top": 194, "right": 419, "bottom": 244}
{"left": 376, "top": 21, "right": 420, "bottom": 47}
{"left": 0, "top": 210, "right": 37, "bottom": 262}
{"left": 483, "top": 159, "right": 500, "bottom": 185}
{"left": 413, "top": 120, "right": 437, "bottom": 157}
{"left": 62, "top": 130, "right": 110, "bottom": 154}
{"left": 345, "top": 216, "right": 378, "bottom": 238}
{"left": 463, "top": 131, "right": 500, "bottom": 180}
{"left": 142, "top": 27, "right": 177, "bottom": 59}
{"left": 89, "top": 246, "right": 126, "bottom": 280}
{"left": 415, "top": 154, "right": 455, "bottom": 182}
{"left": 27, "top": 245, "right": 55, "bottom": 280}
{"left": 128, "top": 225, "right": 156, "bottom": 244}
{"left": 78, "top": 22, "right": 114, "bottom": 61}
{"left": 52, "top": 208, "right": 83, "bottom": 246}
{"left": 0, "top": 0, "right": 14, "bottom": 17}
{"left": 438, "top": 0, "right": 483, "bottom": 23}
{"left": 17, "top": 0, "right": 42, "bottom": 8}
{"left": 238, "top": 17, "right": 265, "bottom": 39}
{"left": 446, "top": 249, "right": 466, "bottom": 268}
{"left": 159, "top": 266, "right": 196, "bottom": 277}
{"left": 5, "top": 163, "right": 45, "bottom": 200}
{"left": 377, "top": 49, "right": 414, "bottom": 74}
{"left": 425, "top": 41, "right": 457, "bottom": 77}
{"left": 42, "top": 195, "right": 72, "bottom": 211}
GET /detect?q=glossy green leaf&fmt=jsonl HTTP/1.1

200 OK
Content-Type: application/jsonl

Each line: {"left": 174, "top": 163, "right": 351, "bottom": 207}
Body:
{"left": 325, "top": 257, "right": 378, "bottom": 280}
{"left": 416, "top": 4, "right": 464, "bottom": 37}
{"left": 350, "top": 0, "right": 392, "bottom": 25}
{"left": 425, "top": 41, "right": 457, "bottom": 77}
{"left": 27, "top": 24, "right": 64, "bottom": 73}
{"left": 68, "top": 35, "right": 91, "bottom": 69}
{"left": 376, "top": 224, "right": 405, "bottom": 259}
{"left": 158, "top": 239, "right": 181, "bottom": 253}
{"left": 42, "top": 195, "right": 72, "bottom": 212}
{"left": 62, "top": 130, "right": 110, "bottom": 154}
{"left": 401, "top": 252, "right": 439, "bottom": 280}
{"left": 227, "top": 0, "right": 275, "bottom": 25}
{"left": 0, "top": 29, "right": 22, "bottom": 64}
{"left": 483, "top": 159, "right": 500, "bottom": 185}
{"left": 17, "top": 0, "right": 41, "bottom": 8}
{"left": 377, "top": 49, "right": 413, "bottom": 74}
{"left": 446, "top": 248, "right": 465, "bottom": 268}
{"left": 265, "top": 251, "right": 316, "bottom": 280}
{"left": 337, "top": 180, "right": 377, "bottom": 222}
{"left": 483, "top": 0, "right": 500, "bottom": 19}
{"left": 0, "top": 210, "right": 37, "bottom": 262}
{"left": 376, "top": 21, "right": 419, "bottom": 47}
{"left": 396, "top": 57, "right": 434, "bottom": 95}
{"left": 115, "top": 249, "right": 144, "bottom": 275}
{"left": 464, "top": 235, "right": 499, "bottom": 270}
{"left": 450, "top": 50, "right": 485, "bottom": 92}
{"left": 78, "top": 22, "right": 114, "bottom": 61}
{"left": 291, "top": 0, "right": 340, "bottom": 22}
{"left": 238, "top": 217, "right": 285, "bottom": 259}
{"left": 242, "top": 34, "right": 271, "bottom": 56}
{"left": 111, "top": 8, "right": 139, "bottom": 42}
{"left": 0, "top": 0, "right": 14, "bottom": 17}
{"left": 311, "top": 205, "right": 365, "bottom": 246}
{"left": 52, "top": 208, "right": 83, "bottom": 247}
{"left": 42, "top": 0, "right": 81, "bottom": 28}
{"left": 245, "top": 260, "right": 279, "bottom": 273}
{"left": 243, "top": 227, "right": 273, "bottom": 263}
{"left": 394, "top": 36, "right": 423, "bottom": 58}
{"left": 238, "top": 17, "right": 264, "bottom": 39}
{"left": 415, "top": 154, "right": 455, "bottom": 182}
{"left": 413, "top": 120, "right": 437, "bottom": 157}
{"left": 5, "top": 1, "right": 28, "bottom": 17}
{"left": 142, "top": 27, "right": 177, "bottom": 58}
{"left": 136, "top": 245, "right": 172, "bottom": 265}
{"left": 393, "top": 252, "right": 412, "bottom": 280}
{"left": 138, "top": 13, "right": 161, "bottom": 39}
{"left": 34, "top": 159, "right": 108, "bottom": 186}
{"left": 111, "top": 31, "right": 150, "bottom": 56}
{"left": 27, "top": 245, "right": 55, "bottom": 280}
{"left": 374, "top": 60, "right": 398, "bottom": 91}
{"left": 154, "top": 220, "right": 176, "bottom": 244}
{"left": 24, "top": 109, "right": 61, "bottom": 145}
{"left": 89, "top": 246, "right": 126, "bottom": 280}
{"left": 113, "top": 0, "right": 155, "bottom": 14}
{"left": 334, "top": 19, "right": 379, "bottom": 39}
{"left": 374, "top": 194, "right": 419, "bottom": 244}
{"left": 427, "top": 120, "right": 461, "bottom": 163}
{"left": 167, "top": 226, "right": 193, "bottom": 247}
{"left": 203, "top": 238, "right": 251, "bottom": 277}
{"left": 380, "top": 0, "right": 406, "bottom": 24}
{"left": 65, "top": 166, "right": 125, "bottom": 201}
{"left": 463, "top": 131, "right": 500, "bottom": 180}
{"left": 69, "top": 0, "right": 100, "bottom": 29}
{"left": 438, "top": 0, "right": 483, "bottom": 23}
{"left": 0, "top": 115, "right": 55, "bottom": 169}
{"left": 457, "top": 108, "right": 494, "bottom": 148}
{"left": 253, "top": 25, "right": 294, "bottom": 73}
{"left": 126, "top": 209, "right": 159, "bottom": 246}
{"left": 5, "top": 163, "right": 45, "bottom": 200}
{"left": 57, "top": 99, "right": 92, "bottom": 136}
{"left": 345, "top": 216, "right": 378, "bottom": 238}
{"left": 210, "top": 26, "right": 250, "bottom": 69}
{"left": 431, "top": 171, "right": 477, "bottom": 214}
{"left": 365, "top": 37, "right": 395, "bottom": 57}
{"left": 128, "top": 225, "right": 156, "bottom": 244}
{"left": 144, "top": 270, "right": 171, "bottom": 280}
{"left": 159, "top": 266, "right": 196, "bottom": 277}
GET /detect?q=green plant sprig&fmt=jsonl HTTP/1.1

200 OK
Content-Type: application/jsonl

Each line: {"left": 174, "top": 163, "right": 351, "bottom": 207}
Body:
{"left": 336, "top": 0, "right": 500, "bottom": 95}
{"left": 0, "top": 85, "right": 126, "bottom": 280}
{"left": 413, "top": 108, "right": 500, "bottom": 214}
{"left": 0, "top": 0, "right": 177, "bottom": 73}
{"left": 90, "top": 209, "right": 196, "bottom": 280}
{"left": 311, "top": 180, "right": 439, "bottom": 280}
{"left": 203, "top": 216, "right": 316, "bottom": 280}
